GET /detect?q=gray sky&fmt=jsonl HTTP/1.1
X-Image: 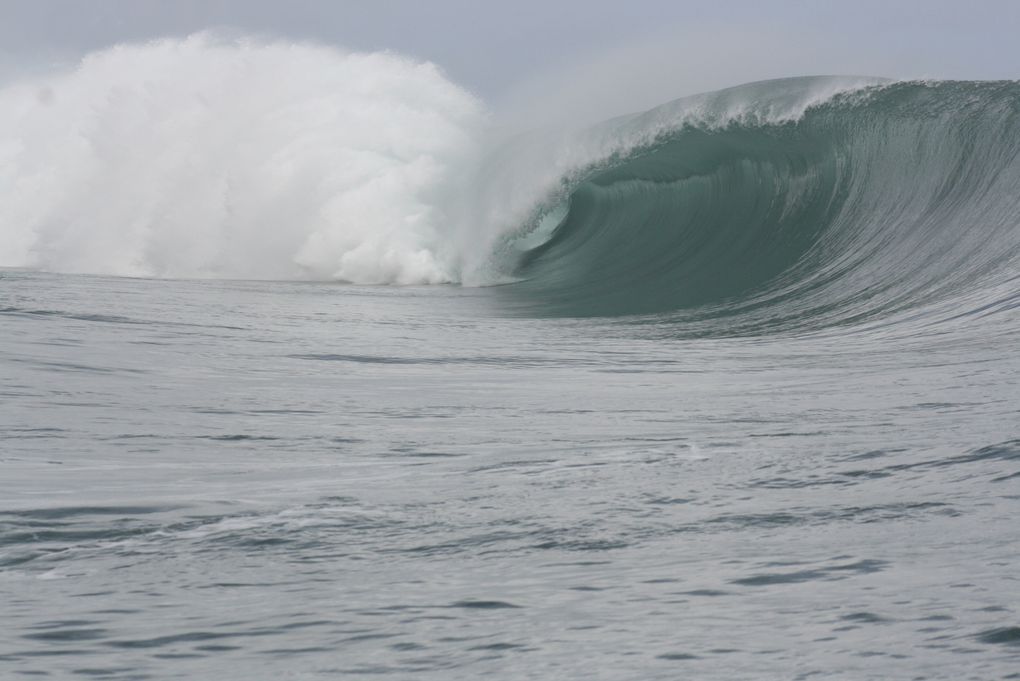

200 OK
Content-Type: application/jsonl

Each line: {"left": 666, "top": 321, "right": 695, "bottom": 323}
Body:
{"left": 2, "top": 0, "right": 1019, "bottom": 107}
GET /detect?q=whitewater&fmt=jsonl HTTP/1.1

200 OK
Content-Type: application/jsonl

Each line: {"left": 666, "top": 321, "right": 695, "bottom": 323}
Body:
{"left": 1, "top": 34, "right": 1019, "bottom": 681}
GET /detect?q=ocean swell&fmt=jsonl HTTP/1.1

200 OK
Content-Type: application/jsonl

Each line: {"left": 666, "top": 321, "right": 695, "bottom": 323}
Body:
{"left": 499, "top": 80, "right": 1020, "bottom": 330}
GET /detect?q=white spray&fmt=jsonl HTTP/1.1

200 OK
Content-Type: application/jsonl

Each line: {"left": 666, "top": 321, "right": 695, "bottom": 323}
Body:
{"left": 0, "top": 34, "right": 483, "bottom": 283}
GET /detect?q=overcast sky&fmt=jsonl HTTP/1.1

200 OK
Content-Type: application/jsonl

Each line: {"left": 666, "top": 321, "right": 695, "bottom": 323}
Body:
{"left": 2, "top": 0, "right": 1019, "bottom": 107}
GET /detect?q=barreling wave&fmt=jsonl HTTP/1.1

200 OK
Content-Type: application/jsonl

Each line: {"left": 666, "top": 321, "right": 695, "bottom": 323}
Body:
{"left": 493, "top": 79, "right": 1020, "bottom": 332}
{"left": 1, "top": 36, "right": 1018, "bottom": 333}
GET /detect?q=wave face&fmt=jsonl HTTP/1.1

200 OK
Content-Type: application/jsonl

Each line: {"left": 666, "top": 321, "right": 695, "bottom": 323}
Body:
{"left": 502, "top": 79, "right": 1020, "bottom": 330}
{"left": 0, "top": 35, "right": 483, "bottom": 283}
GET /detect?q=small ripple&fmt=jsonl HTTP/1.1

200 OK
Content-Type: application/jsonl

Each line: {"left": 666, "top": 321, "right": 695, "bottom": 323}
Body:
{"left": 448, "top": 600, "right": 521, "bottom": 610}
{"left": 658, "top": 652, "right": 700, "bottom": 660}
{"left": 0, "top": 307, "right": 144, "bottom": 325}
{"left": 842, "top": 441, "right": 1020, "bottom": 481}
{"left": 71, "top": 667, "right": 143, "bottom": 678}
{"left": 839, "top": 612, "right": 891, "bottom": 624}
{"left": 732, "top": 559, "right": 887, "bottom": 586}
{"left": 105, "top": 631, "right": 255, "bottom": 650}
{"left": 531, "top": 539, "right": 628, "bottom": 551}
{"left": 22, "top": 628, "right": 109, "bottom": 642}
{"left": 1, "top": 506, "right": 173, "bottom": 521}
{"left": 700, "top": 503, "right": 956, "bottom": 530}
{"left": 195, "top": 434, "right": 280, "bottom": 442}
{"left": 467, "top": 642, "right": 527, "bottom": 651}
{"left": 976, "top": 627, "right": 1020, "bottom": 646}
{"left": 8, "top": 357, "right": 147, "bottom": 374}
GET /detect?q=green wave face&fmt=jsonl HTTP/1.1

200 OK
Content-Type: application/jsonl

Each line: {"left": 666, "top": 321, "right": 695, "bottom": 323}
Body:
{"left": 500, "top": 80, "right": 1020, "bottom": 333}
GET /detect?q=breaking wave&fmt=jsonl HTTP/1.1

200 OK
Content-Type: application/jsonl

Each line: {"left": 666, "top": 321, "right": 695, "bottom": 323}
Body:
{"left": 0, "top": 34, "right": 483, "bottom": 283}
{"left": 498, "top": 79, "right": 1020, "bottom": 329}
{"left": 2, "top": 35, "right": 1019, "bottom": 330}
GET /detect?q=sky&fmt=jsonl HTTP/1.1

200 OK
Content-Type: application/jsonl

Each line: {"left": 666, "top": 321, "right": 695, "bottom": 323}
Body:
{"left": 1, "top": 0, "right": 1019, "bottom": 112}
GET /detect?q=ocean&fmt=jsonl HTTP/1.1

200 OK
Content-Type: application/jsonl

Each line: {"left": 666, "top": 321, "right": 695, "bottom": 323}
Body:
{"left": 1, "top": 37, "right": 1019, "bottom": 680}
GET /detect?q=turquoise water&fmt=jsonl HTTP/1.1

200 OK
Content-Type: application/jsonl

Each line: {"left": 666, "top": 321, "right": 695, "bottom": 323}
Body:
{"left": 2, "top": 75, "right": 1020, "bottom": 679}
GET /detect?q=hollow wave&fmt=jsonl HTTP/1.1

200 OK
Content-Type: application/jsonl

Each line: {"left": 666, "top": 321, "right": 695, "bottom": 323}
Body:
{"left": 498, "top": 79, "right": 1020, "bottom": 331}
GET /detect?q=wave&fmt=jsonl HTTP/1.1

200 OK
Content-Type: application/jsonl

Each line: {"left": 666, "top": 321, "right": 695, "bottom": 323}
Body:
{"left": 495, "top": 79, "right": 1020, "bottom": 330}
{"left": 1, "top": 36, "right": 1018, "bottom": 332}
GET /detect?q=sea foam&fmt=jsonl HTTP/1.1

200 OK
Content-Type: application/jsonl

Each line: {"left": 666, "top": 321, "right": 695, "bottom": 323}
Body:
{"left": 0, "top": 34, "right": 484, "bottom": 283}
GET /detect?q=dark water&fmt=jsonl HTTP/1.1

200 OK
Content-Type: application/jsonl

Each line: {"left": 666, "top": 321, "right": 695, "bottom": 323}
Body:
{"left": 2, "top": 267, "right": 1019, "bottom": 680}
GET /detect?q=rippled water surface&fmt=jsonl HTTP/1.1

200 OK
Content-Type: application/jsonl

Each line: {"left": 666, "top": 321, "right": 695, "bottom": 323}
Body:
{"left": 2, "top": 270, "right": 1019, "bottom": 680}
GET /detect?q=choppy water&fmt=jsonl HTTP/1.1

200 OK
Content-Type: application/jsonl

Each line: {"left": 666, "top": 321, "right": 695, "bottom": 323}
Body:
{"left": 2, "top": 269, "right": 1018, "bottom": 680}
